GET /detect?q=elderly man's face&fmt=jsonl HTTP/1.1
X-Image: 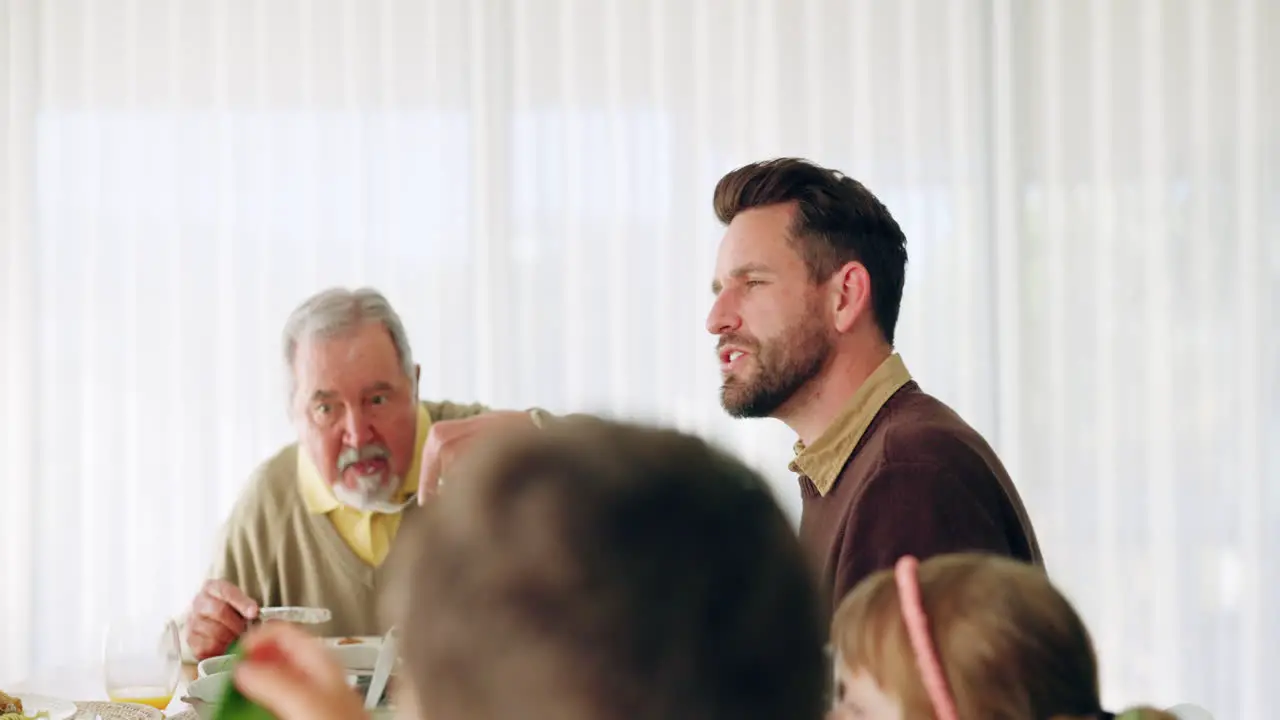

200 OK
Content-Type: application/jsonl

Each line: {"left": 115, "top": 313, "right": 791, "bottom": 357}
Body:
{"left": 291, "top": 321, "right": 419, "bottom": 510}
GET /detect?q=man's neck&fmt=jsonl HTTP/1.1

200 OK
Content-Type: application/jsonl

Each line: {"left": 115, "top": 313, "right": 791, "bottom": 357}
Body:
{"left": 778, "top": 343, "right": 894, "bottom": 446}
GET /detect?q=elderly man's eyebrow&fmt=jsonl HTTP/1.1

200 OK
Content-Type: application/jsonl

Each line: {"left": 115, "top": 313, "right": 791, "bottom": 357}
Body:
{"left": 363, "top": 381, "right": 395, "bottom": 394}
{"left": 309, "top": 389, "right": 338, "bottom": 402}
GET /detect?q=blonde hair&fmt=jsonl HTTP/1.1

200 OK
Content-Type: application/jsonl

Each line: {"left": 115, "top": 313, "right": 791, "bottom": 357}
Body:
{"left": 831, "top": 553, "right": 1176, "bottom": 720}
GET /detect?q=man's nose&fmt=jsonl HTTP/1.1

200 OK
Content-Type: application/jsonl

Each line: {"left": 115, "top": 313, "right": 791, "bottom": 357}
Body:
{"left": 705, "top": 293, "right": 741, "bottom": 335}
{"left": 342, "top": 407, "right": 375, "bottom": 446}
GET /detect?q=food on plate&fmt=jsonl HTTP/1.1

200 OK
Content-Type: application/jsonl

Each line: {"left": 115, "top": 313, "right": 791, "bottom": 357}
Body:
{"left": 337, "top": 637, "right": 362, "bottom": 645}
{"left": 1, "top": 691, "right": 52, "bottom": 720}
{"left": 0, "top": 690, "right": 28, "bottom": 719}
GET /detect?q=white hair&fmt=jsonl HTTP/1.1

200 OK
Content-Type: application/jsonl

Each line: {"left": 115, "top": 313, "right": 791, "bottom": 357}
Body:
{"left": 282, "top": 287, "right": 416, "bottom": 410}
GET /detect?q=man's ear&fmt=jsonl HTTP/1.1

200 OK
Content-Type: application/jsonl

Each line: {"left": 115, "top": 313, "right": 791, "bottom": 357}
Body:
{"left": 830, "top": 261, "right": 872, "bottom": 334}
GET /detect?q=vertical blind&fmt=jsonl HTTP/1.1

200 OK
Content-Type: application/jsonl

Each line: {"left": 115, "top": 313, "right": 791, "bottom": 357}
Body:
{"left": 1, "top": 0, "right": 1275, "bottom": 715}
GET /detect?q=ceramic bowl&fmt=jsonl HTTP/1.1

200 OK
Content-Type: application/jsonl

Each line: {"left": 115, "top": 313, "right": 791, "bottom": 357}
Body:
{"left": 196, "top": 654, "right": 235, "bottom": 678}
{"left": 183, "top": 671, "right": 229, "bottom": 720}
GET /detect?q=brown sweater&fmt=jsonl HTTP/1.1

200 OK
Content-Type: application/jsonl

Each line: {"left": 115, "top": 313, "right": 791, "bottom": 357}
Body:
{"left": 793, "top": 356, "right": 1043, "bottom": 613}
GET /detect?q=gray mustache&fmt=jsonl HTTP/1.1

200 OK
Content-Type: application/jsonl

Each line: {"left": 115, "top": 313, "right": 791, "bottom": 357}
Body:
{"left": 337, "top": 444, "right": 391, "bottom": 473}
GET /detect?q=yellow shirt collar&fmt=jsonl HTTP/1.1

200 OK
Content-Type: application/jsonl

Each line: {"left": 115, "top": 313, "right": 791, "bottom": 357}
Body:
{"left": 298, "top": 403, "right": 432, "bottom": 515}
{"left": 789, "top": 353, "right": 912, "bottom": 496}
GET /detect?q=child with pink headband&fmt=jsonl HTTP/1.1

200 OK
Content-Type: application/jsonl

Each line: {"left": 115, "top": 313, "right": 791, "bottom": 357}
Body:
{"left": 828, "top": 553, "right": 1177, "bottom": 720}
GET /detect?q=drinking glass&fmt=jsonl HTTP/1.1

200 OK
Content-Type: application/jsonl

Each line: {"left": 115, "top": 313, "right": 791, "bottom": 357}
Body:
{"left": 102, "top": 616, "right": 182, "bottom": 710}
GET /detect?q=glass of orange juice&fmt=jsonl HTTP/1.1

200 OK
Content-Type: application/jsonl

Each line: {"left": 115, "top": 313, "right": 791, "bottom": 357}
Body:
{"left": 102, "top": 616, "right": 181, "bottom": 710}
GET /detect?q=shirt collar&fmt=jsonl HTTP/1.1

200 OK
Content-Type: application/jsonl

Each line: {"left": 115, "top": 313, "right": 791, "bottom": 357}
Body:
{"left": 789, "top": 353, "right": 912, "bottom": 496}
{"left": 298, "top": 403, "right": 433, "bottom": 515}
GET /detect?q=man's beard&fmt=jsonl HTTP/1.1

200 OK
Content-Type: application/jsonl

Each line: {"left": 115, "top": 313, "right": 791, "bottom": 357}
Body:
{"left": 333, "top": 444, "right": 402, "bottom": 512}
{"left": 719, "top": 313, "right": 832, "bottom": 419}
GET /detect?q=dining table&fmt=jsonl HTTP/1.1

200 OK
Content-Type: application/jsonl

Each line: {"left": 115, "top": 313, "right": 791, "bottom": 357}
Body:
{"left": 8, "top": 663, "right": 199, "bottom": 719}
{"left": 10, "top": 633, "right": 385, "bottom": 719}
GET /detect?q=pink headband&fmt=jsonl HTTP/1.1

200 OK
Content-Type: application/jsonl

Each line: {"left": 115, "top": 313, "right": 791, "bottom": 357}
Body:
{"left": 894, "top": 555, "right": 959, "bottom": 720}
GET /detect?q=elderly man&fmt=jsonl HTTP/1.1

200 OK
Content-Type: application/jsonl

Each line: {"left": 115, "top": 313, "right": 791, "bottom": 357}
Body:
{"left": 182, "top": 287, "right": 538, "bottom": 661}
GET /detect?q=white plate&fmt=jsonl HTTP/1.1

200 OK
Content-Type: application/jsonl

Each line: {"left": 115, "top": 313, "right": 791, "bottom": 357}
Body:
{"left": 12, "top": 694, "right": 76, "bottom": 720}
{"left": 74, "top": 701, "right": 164, "bottom": 720}
{"left": 258, "top": 606, "right": 331, "bottom": 624}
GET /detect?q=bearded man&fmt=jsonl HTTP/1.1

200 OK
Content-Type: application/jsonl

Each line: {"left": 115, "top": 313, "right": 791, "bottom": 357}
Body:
{"left": 181, "top": 287, "right": 539, "bottom": 660}
{"left": 705, "top": 158, "right": 1043, "bottom": 611}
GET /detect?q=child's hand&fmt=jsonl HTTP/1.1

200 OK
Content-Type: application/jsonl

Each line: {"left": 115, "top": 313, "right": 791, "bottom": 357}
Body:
{"left": 232, "top": 622, "right": 369, "bottom": 720}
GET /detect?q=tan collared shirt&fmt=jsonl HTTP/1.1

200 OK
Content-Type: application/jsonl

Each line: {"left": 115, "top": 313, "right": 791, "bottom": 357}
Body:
{"left": 790, "top": 353, "right": 912, "bottom": 496}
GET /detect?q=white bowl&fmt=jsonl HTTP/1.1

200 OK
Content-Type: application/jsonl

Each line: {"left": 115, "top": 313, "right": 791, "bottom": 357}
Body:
{"left": 197, "top": 654, "right": 235, "bottom": 678}
{"left": 331, "top": 643, "right": 381, "bottom": 674}
{"left": 323, "top": 635, "right": 382, "bottom": 647}
{"left": 183, "top": 671, "right": 229, "bottom": 720}
{"left": 184, "top": 647, "right": 388, "bottom": 718}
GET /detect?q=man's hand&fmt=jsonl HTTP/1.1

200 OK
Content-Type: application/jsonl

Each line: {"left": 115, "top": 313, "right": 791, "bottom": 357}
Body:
{"left": 417, "top": 410, "right": 536, "bottom": 502}
{"left": 233, "top": 622, "right": 369, "bottom": 720}
{"left": 186, "top": 579, "right": 260, "bottom": 660}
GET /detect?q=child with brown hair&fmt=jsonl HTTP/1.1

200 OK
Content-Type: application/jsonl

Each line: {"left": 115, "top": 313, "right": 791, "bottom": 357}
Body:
{"left": 828, "top": 553, "right": 1181, "bottom": 720}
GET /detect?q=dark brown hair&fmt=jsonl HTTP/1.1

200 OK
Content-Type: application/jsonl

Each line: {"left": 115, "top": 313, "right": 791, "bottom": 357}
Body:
{"left": 386, "top": 418, "right": 827, "bottom": 720}
{"left": 713, "top": 158, "right": 908, "bottom": 345}
{"left": 832, "top": 553, "right": 1176, "bottom": 720}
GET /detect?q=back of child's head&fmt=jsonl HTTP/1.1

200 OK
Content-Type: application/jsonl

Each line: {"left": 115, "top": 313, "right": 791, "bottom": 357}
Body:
{"left": 385, "top": 417, "right": 828, "bottom": 720}
{"left": 831, "top": 553, "right": 1177, "bottom": 720}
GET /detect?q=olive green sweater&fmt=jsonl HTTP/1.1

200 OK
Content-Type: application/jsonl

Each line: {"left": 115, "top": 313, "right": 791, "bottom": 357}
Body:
{"left": 179, "top": 400, "right": 496, "bottom": 661}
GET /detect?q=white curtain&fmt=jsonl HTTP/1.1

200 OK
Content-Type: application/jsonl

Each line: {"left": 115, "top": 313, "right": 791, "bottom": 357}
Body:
{"left": 1, "top": 0, "right": 1275, "bottom": 715}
